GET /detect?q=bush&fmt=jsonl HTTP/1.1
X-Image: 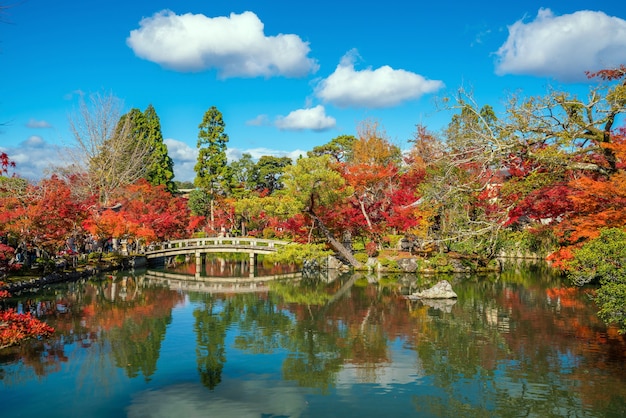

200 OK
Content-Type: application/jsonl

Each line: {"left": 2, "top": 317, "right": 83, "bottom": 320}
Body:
{"left": 498, "top": 227, "right": 557, "bottom": 256}
{"left": 265, "top": 243, "right": 332, "bottom": 265}
{"left": 353, "top": 252, "right": 369, "bottom": 264}
{"left": 365, "top": 241, "right": 378, "bottom": 257}
{"left": 567, "top": 228, "right": 626, "bottom": 333}
{"left": 567, "top": 228, "right": 626, "bottom": 286}
{"left": 384, "top": 235, "right": 403, "bottom": 249}
{"left": 379, "top": 257, "right": 401, "bottom": 272}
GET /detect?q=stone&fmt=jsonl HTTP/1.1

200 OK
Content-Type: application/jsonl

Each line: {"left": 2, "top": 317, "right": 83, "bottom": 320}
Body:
{"left": 397, "top": 258, "right": 418, "bottom": 273}
{"left": 325, "top": 256, "right": 344, "bottom": 270}
{"left": 411, "top": 279, "right": 457, "bottom": 299}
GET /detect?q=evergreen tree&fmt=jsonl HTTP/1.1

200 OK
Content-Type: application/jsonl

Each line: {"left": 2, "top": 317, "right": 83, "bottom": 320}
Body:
{"left": 144, "top": 104, "right": 176, "bottom": 193}
{"left": 194, "top": 106, "right": 230, "bottom": 225}
{"left": 252, "top": 155, "right": 292, "bottom": 194}
{"left": 229, "top": 152, "right": 256, "bottom": 198}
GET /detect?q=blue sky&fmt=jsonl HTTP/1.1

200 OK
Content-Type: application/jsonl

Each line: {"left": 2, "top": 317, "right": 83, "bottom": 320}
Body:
{"left": 1, "top": 0, "right": 625, "bottom": 182}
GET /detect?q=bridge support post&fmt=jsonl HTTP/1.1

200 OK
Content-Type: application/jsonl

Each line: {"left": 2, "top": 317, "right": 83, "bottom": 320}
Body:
{"left": 249, "top": 252, "right": 256, "bottom": 278}
{"left": 195, "top": 250, "right": 201, "bottom": 276}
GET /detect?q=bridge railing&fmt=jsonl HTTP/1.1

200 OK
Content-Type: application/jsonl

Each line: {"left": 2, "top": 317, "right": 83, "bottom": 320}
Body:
{"left": 147, "top": 237, "right": 290, "bottom": 252}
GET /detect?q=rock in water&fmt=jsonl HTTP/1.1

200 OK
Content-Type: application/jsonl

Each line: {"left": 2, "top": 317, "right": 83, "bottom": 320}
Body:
{"left": 412, "top": 279, "right": 457, "bottom": 299}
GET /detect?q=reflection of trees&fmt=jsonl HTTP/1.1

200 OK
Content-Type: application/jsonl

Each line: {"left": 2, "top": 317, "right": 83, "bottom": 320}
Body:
{"left": 3, "top": 266, "right": 625, "bottom": 415}
{"left": 187, "top": 274, "right": 399, "bottom": 393}
{"left": 108, "top": 308, "right": 171, "bottom": 381}
{"left": 276, "top": 274, "right": 405, "bottom": 392}
{"left": 270, "top": 277, "right": 333, "bottom": 305}
{"left": 87, "top": 276, "right": 181, "bottom": 382}
{"left": 408, "top": 265, "right": 626, "bottom": 416}
{"left": 190, "top": 292, "right": 294, "bottom": 389}
{"left": 0, "top": 274, "right": 183, "bottom": 385}
{"left": 193, "top": 294, "right": 229, "bottom": 389}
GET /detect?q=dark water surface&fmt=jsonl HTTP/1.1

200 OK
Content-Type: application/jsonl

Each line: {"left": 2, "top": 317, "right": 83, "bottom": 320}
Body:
{"left": 1, "top": 262, "right": 625, "bottom": 417}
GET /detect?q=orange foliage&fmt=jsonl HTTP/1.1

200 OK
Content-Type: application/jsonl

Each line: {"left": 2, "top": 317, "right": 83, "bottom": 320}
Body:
{"left": 560, "top": 171, "right": 626, "bottom": 243}
{"left": 351, "top": 120, "right": 399, "bottom": 166}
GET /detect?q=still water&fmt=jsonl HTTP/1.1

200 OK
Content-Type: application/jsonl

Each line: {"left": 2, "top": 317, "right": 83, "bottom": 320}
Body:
{"left": 1, "top": 261, "right": 625, "bottom": 417}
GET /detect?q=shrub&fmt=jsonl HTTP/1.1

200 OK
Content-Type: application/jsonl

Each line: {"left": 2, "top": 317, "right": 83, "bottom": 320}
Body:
{"left": 567, "top": 228, "right": 626, "bottom": 333}
{"left": 384, "top": 235, "right": 403, "bottom": 249}
{"left": 365, "top": 241, "right": 378, "bottom": 257}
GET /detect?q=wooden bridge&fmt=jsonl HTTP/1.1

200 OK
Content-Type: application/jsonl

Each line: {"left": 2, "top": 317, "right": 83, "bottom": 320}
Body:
{"left": 144, "top": 237, "right": 290, "bottom": 276}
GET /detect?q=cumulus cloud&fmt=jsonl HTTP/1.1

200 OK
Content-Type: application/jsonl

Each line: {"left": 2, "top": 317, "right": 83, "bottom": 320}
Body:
{"left": 26, "top": 118, "right": 52, "bottom": 129}
{"left": 127, "top": 10, "right": 319, "bottom": 78}
{"left": 3, "top": 135, "right": 307, "bottom": 184}
{"left": 495, "top": 8, "right": 626, "bottom": 82}
{"left": 275, "top": 105, "right": 336, "bottom": 131}
{"left": 228, "top": 147, "right": 306, "bottom": 162}
{"left": 163, "top": 139, "right": 307, "bottom": 182}
{"left": 1, "top": 136, "right": 66, "bottom": 180}
{"left": 164, "top": 138, "right": 198, "bottom": 182}
{"left": 314, "top": 49, "right": 444, "bottom": 108}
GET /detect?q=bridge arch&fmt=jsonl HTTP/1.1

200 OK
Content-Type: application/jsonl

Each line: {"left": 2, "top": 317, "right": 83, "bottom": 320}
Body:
{"left": 145, "top": 237, "right": 291, "bottom": 277}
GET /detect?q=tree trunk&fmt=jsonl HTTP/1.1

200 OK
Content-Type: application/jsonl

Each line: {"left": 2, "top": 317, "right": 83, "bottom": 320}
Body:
{"left": 307, "top": 209, "right": 363, "bottom": 268}
{"left": 358, "top": 196, "right": 373, "bottom": 230}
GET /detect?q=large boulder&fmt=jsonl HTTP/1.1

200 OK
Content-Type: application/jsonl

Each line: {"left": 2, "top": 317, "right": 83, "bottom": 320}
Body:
{"left": 410, "top": 279, "right": 457, "bottom": 299}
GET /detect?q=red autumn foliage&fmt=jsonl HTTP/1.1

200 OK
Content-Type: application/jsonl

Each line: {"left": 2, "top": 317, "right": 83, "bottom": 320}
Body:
{"left": 0, "top": 152, "right": 16, "bottom": 176}
{"left": 0, "top": 175, "right": 87, "bottom": 255}
{"left": 506, "top": 183, "right": 575, "bottom": 227}
{"left": 585, "top": 64, "right": 626, "bottom": 82}
{"left": 0, "top": 282, "right": 55, "bottom": 349}
{"left": 83, "top": 179, "right": 191, "bottom": 243}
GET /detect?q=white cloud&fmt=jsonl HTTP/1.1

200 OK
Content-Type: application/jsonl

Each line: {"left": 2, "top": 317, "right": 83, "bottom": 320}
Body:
{"left": 275, "top": 105, "right": 336, "bottom": 131}
{"left": 164, "top": 138, "right": 197, "bottom": 162}
{"left": 246, "top": 114, "right": 270, "bottom": 126}
{"left": 3, "top": 135, "right": 307, "bottom": 184}
{"left": 164, "top": 139, "right": 307, "bottom": 182}
{"left": 1, "top": 136, "right": 66, "bottom": 180}
{"left": 228, "top": 147, "right": 307, "bottom": 162}
{"left": 315, "top": 49, "right": 444, "bottom": 108}
{"left": 127, "top": 10, "right": 319, "bottom": 78}
{"left": 26, "top": 118, "right": 52, "bottom": 129}
{"left": 164, "top": 138, "right": 198, "bottom": 183}
{"left": 495, "top": 8, "right": 626, "bottom": 82}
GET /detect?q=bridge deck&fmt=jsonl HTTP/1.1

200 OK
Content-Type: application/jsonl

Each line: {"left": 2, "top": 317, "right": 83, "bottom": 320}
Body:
{"left": 145, "top": 237, "right": 290, "bottom": 259}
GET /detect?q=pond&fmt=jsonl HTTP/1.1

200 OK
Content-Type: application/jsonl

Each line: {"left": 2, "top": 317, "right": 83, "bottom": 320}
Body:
{"left": 1, "top": 261, "right": 625, "bottom": 417}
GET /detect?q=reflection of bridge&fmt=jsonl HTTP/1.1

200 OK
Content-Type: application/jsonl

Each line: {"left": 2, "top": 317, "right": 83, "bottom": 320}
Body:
{"left": 145, "top": 237, "right": 290, "bottom": 276}
{"left": 144, "top": 269, "right": 301, "bottom": 294}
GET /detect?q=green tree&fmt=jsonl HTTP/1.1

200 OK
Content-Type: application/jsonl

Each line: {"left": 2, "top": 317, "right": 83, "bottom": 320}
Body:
{"left": 567, "top": 227, "right": 626, "bottom": 333}
{"left": 187, "top": 188, "right": 212, "bottom": 218}
{"left": 281, "top": 155, "right": 361, "bottom": 267}
{"left": 252, "top": 155, "right": 292, "bottom": 194}
{"left": 194, "top": 106, "right": 230, "bottom": 226}
{"left": 228, "top": 152, "right": 256, "bottom": 198}
{"left": 143, "top": 104, "right": 176, "bottom": 193}
{"left": 308, "top": 134, "right": 357, "bottom": 163}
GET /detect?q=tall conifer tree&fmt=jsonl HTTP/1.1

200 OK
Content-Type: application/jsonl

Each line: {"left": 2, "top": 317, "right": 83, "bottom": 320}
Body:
{"left": 194, "top": 106, "right": 230, "bottom": 226}
{"left": 143, "top": 104, "right": 175, "bottom": 192}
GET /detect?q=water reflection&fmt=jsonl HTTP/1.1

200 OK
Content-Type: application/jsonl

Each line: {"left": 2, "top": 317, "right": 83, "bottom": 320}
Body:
{"left": 0, "top": 263, "right": 625, "bottom": 417}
